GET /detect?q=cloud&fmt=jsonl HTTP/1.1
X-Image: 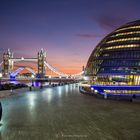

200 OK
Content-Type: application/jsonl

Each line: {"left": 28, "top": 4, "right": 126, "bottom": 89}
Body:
{"left": 95, "top": 15, "right": 129, "bottom": 31}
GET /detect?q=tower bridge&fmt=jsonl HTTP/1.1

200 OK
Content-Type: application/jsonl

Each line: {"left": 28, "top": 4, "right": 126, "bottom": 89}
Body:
{"left": 11, "top": 58, "right": 37, "bottom": 62}
{"left": 0, "top": 49, "right": 84, "bottom": 79}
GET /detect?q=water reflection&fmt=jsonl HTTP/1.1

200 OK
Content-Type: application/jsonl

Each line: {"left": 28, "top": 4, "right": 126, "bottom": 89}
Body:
{"left": 64, "top": 85, "right": 69, "bottom": 96}
{"left": 0, "top": 83, "right": 78, "bottom": 138}
{"left": 58, "top": 87, "right": 62, "bottom": 97}
{"left": 47, "top": 93, "right": 52, "bottom": 103}
{"left": 10, "top": 81, "right": 20, "bottom": 84}
{"left": 42, "top": 88, "right": 53, "bottom": 103}
{"left": 27, "top": 93, "right": 37, "bottom": 109}
{"left": 69, "top": 84, "right": 73, "bottom": 91}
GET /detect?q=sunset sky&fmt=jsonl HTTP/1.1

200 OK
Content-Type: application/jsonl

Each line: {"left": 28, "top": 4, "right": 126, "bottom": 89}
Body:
{"left": 0, "top": 0, "right": 140, "bottom": 74}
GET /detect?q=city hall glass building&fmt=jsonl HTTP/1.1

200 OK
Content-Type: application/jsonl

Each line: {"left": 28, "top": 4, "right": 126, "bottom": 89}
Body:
{"left": 86, "top": 20, "right": 140, "bottom": 95}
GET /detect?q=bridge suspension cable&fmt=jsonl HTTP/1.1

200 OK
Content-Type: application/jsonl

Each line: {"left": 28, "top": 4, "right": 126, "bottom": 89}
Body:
{"left": 44, "top": 61, "right": 68, "bottom": 77}
{"left": 0, "top": 61, "right": 3, "bottom": 66}
{"left": 25, "top": 67, "right": 36, "bottom": 75}
{"left": 44, "top": 61, "right": 84, "bottom": 77}
{"left": 71, "top": 71, "right": 84, "bottom": 77}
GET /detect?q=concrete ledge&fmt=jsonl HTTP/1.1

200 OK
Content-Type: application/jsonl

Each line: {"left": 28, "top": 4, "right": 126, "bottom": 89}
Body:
{"left": 79, "top": 86, "right": 140, "bottom": 102}
{"left": 0, "top": 84, "right": 67, "bottom": 98}
{"left": 79, "top": 86, "right": 93, "bottom": 95}
{"left": 0, "top": 90, "right": 11, "bottom": 98}
{"left": 79, "top": 86, "right": 103, "bottom": 98}
{"left": 132, "top": 98, "right": 140, "bottom": 102}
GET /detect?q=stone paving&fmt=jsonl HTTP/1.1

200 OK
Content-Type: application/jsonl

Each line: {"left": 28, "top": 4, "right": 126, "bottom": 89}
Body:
{"left": 0, "top": 88, "right": 28, "bottom": 98}
{"left": 0, "top": 84, "right": 140, "bottom": 140}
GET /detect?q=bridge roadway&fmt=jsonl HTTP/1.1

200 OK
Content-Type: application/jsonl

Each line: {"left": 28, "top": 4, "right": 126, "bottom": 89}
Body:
{"left": 0, "top": 84, "right": 140, "bottom": 139}
{"left": 0, "top": 77, "right": 77, "bottom": 83}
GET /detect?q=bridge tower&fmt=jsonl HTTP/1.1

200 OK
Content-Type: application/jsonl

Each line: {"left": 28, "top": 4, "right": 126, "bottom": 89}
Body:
{"left": 37, "top": 48, "right": 46, "bottom": 78}
{"left": 3, "top": 49, "right": 14, "bottom": 77}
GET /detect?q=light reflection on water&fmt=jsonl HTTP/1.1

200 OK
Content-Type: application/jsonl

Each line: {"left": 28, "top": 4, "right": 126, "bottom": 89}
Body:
{"left": 47, "top": 93, "right": 52, "bottom": 103}
{"left": 64, "top": 85, "right": 69, "bottom": 96}
{"left": 42, "top": 88, "right": 53, "bottom": 103}
{"left": 9, "top": 81, "right": 20, "bottom": 84}
{"left": 0, "top": 83, "right": 79, "bottom": 138}
{"left": 58, "top": 87, "right": 62, "bottom": 97}
{"left": 41, "top": 85, "right": 69, "bottom": 103}
{"left": 28, "top": 93, "right": 36, "bottom": 108}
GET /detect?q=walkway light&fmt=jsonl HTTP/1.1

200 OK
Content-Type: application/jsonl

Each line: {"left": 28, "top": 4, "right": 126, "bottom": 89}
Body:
{"left": 21, "top": 57, "right": 24, "bottom": 61}
{"left": 0, "top": 73, "right": 2, "bottom": 86}
{"left": 94, "top": 89, "right": 98, "bottom": 93}
{"left": 0, "top": 73, "right": 2, "bottom": 78}
{"left": 31, "top": 74, "right": 35, "bottom": 78}
{"left": 31, "top": 74, "right": 35, "bottom": 87}
{"left": 91, "top": 87, "right": 94, "bottom": 91}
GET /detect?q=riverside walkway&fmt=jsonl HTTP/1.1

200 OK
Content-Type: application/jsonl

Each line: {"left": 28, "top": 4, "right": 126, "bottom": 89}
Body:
{"left": 0, "top": 84, "right": 140, "bottom": 140}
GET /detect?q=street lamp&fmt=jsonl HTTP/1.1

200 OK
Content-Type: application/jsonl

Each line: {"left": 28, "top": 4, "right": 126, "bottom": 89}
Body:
{"left": 31, "top": 74, "right": 35, "bottom": 78}
{"left": 0, "top": 73, "right": 2, "bottom": 77}
{"left": 31, "top": 74, "right": 35, "bottom": 87}
{"left": 0, "top": 73, "right": 2, "bottom": 89}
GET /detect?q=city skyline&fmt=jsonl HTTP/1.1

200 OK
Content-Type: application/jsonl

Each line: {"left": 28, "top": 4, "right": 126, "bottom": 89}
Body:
{"left": 0, "top": 0, "right": 140, "bottom": 74}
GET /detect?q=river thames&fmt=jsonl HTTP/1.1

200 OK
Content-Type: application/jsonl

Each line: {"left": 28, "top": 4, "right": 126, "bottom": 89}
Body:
{"left": 0, "top": 84, "right": 140, "bottom": 140}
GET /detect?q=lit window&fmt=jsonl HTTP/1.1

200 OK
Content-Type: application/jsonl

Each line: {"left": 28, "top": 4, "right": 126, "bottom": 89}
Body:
{"left": 106, "top": 37, "right": 140, "bottom": 44}
{"left": 115, "top": 25, "right": 140, "bottom": 32}
{"left": 105, "top": 44, "right": 139, "bottom": 50}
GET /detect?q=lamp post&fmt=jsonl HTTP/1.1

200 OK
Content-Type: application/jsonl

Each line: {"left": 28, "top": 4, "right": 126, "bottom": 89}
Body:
{"left": 31, "top": 74, "right": 35, "bottom": 87}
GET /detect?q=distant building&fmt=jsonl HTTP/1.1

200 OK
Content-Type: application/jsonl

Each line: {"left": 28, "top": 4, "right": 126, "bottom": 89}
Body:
{"left": 86, "top": 20, "right": 140, "bottom": 95}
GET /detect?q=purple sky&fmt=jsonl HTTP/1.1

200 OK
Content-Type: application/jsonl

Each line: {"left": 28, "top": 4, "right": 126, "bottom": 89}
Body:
{"left": 0, "top": 0, "right": 140, "bottom": 74}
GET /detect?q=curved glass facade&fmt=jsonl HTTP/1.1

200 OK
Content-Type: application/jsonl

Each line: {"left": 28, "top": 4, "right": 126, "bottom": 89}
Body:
{"left": 86, "top": 20, "right": 140, "bottom": 90}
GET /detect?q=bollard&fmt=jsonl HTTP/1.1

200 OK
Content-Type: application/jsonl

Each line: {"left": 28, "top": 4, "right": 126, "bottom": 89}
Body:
{"left": 0, "top": 102, "right": 2, "bottom": 121}
{"left": 29, "top": 86, "right": 32, "bottom": 91}
{"left": 40, "top": 85, "right": 43, "bottom": 89}
{"left": 104, "top": 93, "right": 107, "bottom": 99}
{"left": 10, "top": 88, "right": 13, "bottom": 93}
